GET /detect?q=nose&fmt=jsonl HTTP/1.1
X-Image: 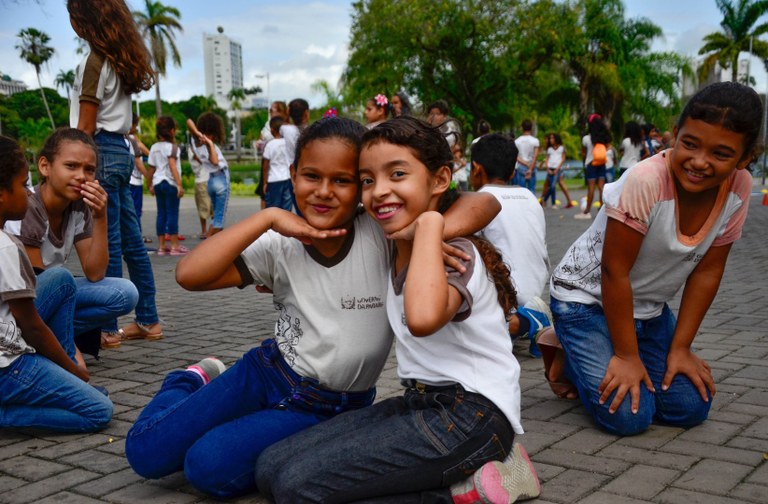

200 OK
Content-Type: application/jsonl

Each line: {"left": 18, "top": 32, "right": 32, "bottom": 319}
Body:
{"left": 315, "top": 178, "right": 332, "bottom": 198}
{"left": 690, "top": 153, "right": 709, "bottom": 170}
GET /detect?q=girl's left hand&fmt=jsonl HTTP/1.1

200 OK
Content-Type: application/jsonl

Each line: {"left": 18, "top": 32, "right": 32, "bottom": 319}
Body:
{"left": 80, "top": 180, "right": 108, "bottom": 219}
{"left": 662, "top": 347, "right": 715, "bottom": 402}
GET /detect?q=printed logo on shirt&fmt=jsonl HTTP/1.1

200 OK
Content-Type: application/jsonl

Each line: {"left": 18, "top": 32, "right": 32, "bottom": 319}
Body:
{"left": 683, "top": 251, "right": 704, "bottom": 263}
{"left": 0, "top": 320, "right": 26, "bottom": 354}
{"left": 274, "top": 302, "right": 303, "bottom": 366}
{"left": 340, "top": 295, "right": 384, "bottom": 310}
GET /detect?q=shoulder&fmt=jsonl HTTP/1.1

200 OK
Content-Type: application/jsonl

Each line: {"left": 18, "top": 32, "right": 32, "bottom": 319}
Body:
{"left": 729, "top": 168, "right": 753, "bottom": 201}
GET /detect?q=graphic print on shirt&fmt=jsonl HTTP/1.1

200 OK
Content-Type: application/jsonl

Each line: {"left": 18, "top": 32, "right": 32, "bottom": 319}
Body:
{"left": 552, "top": 230, "right": 603, "bottom": 291}
{"left": 274, "top": 302, "right": 303, "bottom": 366}
{"left": 0, "top": 321, "right": 25, "bottom": 355}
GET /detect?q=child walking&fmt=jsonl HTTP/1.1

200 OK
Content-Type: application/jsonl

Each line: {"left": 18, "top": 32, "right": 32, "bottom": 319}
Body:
{"left": 261, "top": 116, "right": 293, "bottom": 211}
{"left": 539, "top": 132, "right": 569, "bottom": 208}
{"left": 67, "top": 0, "right": 162, "bottom": 341}
{"left": 257, "top": 116, "right": 540, "bottom": 503}
{"left": 576, "top": 114, "right": 612, "bottom": 219}
{"left": 187, "top": 112, "right": 229, "bottom": 236}
{"left": 5, "top": 128, "right": 138, "bottom": 351}
{"left": 0, "top": 135, "right": 113, "bottom": 432}
{"left": 125, "top": 117, "right": 499, "bottom": 499}
{"left": 149, "top": 116, "right": 186, "bottom": 256}
{"left": 547, "top": 82, "right": 760, "bottom": 436}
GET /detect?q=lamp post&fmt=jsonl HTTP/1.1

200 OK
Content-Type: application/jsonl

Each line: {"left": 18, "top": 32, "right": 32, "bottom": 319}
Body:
{"left": 254, "top": 73, "right": 270, "bottom": 108}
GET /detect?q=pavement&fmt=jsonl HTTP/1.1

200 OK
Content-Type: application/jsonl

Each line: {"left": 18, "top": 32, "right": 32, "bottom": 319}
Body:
{"left": 1, "top": 186, "right": 767, "bottom": 504}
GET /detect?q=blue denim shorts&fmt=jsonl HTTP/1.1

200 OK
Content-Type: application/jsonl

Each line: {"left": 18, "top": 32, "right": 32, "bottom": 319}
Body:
{"left": 585, "top": 163, "right": 607, "bottom": 180}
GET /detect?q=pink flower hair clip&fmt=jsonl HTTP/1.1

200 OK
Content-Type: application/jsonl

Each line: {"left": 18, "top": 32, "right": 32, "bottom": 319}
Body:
{"left": 323, "top": 107, "right": 338, "bottom": 119}
{"left": 374, "top": 94, "right": 388, "bottom": 108}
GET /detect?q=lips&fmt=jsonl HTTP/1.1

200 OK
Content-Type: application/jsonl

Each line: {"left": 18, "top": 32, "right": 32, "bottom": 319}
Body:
{"left": 683, "top": 168, "right": 708, "bottom": 183}
{"left": 372, "top": 204, "right": 401, "bottom": 220}
{"left": 310, "top": 204, "right": 333, "bottom": 214}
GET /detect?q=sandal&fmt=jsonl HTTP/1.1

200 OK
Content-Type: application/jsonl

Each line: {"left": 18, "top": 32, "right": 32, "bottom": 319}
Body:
{"left": 100, "top": 331, "right": 122, "bottom": 349}
{"left": 120, "top": 321, "right": 164, "bottom": 341}
{"left": 536, "top": 327, "right": 578, "bottom": 400}
{"left": 170, "top": 245, "right": 189, "bottom": 256}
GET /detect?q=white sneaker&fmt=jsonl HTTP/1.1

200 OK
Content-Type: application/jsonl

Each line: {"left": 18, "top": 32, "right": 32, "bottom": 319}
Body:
{"left": 187, "top": 357, "right": 227, "bottom": 385}
{"left": 451, "top": 443, "right": 541, "bottom": 503}
{"left": 574, "top": 212, "right": 592, "bottom": 220}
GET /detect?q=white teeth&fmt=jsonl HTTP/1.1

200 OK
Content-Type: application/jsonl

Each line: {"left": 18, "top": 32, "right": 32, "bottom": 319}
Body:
{"left": 377, "top": 205, "right": 399, "bottom": 214}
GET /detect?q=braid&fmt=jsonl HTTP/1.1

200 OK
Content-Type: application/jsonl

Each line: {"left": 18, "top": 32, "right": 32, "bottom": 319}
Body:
{"left": 466, "top": 235, "right": 518, "bottom": 316}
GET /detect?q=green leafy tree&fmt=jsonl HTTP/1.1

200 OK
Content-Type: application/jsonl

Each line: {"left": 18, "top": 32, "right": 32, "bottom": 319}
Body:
{"left": 311, "top": 79, "right": 344, "bottom": 114}
{"left": 698, "top": 0, "right": 768, "bottom": 83}
{"left": 15, "top": 27, "right": 55, "bottom": 129}
{"left": 54, "top": 69, "right": 75, "bottom": 100}
{"left": 134, "top": 0, "right": 183, "bottom": 117}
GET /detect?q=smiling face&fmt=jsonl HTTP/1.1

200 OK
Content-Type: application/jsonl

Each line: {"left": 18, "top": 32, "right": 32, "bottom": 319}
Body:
{"left": 38, "top": 140, "right": 97, "bottom": 202}
{"left": 359, "top": 142, "right": 450, "bottom": 235}
{"left": 364, "top": 100, "right": 386, "bottom": 125}
{"left": 669, "top": 118, "right": 750, "bottom": 196}
{"left": 291, "top": 138, "right": 360, "bottom": 231}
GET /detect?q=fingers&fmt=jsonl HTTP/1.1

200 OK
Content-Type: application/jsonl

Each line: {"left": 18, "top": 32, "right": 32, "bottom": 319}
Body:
{"left": 442, "top": 243, "right": 471, "bottom": 261}
{"left": 442, "top": 253, "right": 467, "bottom": 274}
{"left": 80, "top": 181, "right": 107, "bottom": 211}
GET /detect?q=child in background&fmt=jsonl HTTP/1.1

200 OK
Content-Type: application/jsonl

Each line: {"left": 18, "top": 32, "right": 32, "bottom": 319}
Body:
{"left": 0, "top": 135, "right": 113, "bottom": 432}
{"left": 127, "top": 113, "right": 152, "bottom": 244}
{"left": 187, "top": 139, "right": 211, "bottom": 239}
{"left": 257, "top": 116, "right": 540, "bottom": 504}
{"left": 5, "top": 128, "right": 138, "bottom": 351}
{"left": 364, "top": 94, "right": 390, "bottom": 129}
{"left": 576, "top": 114, "right": 612, "bottom": 219}
{"left": 451, "top": 141, "right": 469, "bottom": 191}
{"left": 470, "top": 133, "right": 551, "bottom": 358}
{"left": 619, "top": 121, "right": 649, "bottom": 178}
{"left": 548, "top": 82, "right": 760, "bottom": 436}
{"left": 67, "top": 0, "right": 162, "bottom": 342}
{"left": 280, "top": 98, "right": 310, "bottom": 167}
{"left": 187, "top": 112, "right": 229, "bottom": 237}
{"left": 125, "top": 117, "right": 500, "bottom": 499}
{"left": 513, "top": 119, "right": 540, "bottom": 193}
{"left": 149, "top": 116, "right": 186, "bottom": 256}
{"left": 261, "top": 116, "right": 293, "bottom": 211}
{"left": 539, "top": 132, "right": 567, "bottom": 208}
{"left": 390, "top": 91, "right": 412, "bottom": 117}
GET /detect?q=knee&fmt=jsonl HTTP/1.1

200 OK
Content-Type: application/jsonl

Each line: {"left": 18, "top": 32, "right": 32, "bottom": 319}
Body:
{"left": 80, "top": 395, "right": 113, "bottom": 432}
{"left": 184, "top": 444, "right": 255, "bottom": 499}
{"left": 125, "top": 429, "right": 170, "bottom": 479}
{"left": 112, "top": 279, "right": 139, "bottom": 312}
{"left": 592, "top": 400, "right": 654, "bottom": 436}
{"left": 42, "top": 267, "right": 77, "bottom": 293}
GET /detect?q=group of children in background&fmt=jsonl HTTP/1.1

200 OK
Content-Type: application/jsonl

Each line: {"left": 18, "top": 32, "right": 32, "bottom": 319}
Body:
{"left": 0, "top": 2, "right": 761, "bottom": 498}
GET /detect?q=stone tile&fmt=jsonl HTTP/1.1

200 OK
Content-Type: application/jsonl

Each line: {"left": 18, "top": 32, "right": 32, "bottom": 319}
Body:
{"left": 577, "top": 492, "right": 652, "bottom": 504}
{"left": 729, "top": 483, "right": 768, "bottom": 504}
{"left": 59, "top": 450, "right": 130, "bottom": 474}
{"left": 0, "top": 455, "right": 71, "bottom": 481}
{"left": 660, "top": 439, "right": 765, "bottom": 466}
{"left": 655, "top": 487, "right": 746, "bottom": 504}
{"left": 601, "top": 464, "right": 678, "bottom": 500}
{"left": 597, "top": 444, "right": 697, "bottom": 471}
{"left": 540, "top": 469, "right": 610, "bottom": 503}
{"left": 102, "top": 482, "right": 199, "bottom": 504}
{"left": 676, "top": 420, "right": 742, "bottom": 445}
{"left": 533, "top": 448, "right": 630, "bottom": 476}
{"left": 671, "top": 459, "right": 753, "bottom": 494}
{"left": 36, "top": 492, "right": 105, "bottom": 504}
{"left": 73, "top": 468, "right": 145, "bottom": 498}
{"left": 1, "top": 469, "right": 99, "bottom": 504}
{"left": 551, "top": 428, "right": 618, "bottom": 455}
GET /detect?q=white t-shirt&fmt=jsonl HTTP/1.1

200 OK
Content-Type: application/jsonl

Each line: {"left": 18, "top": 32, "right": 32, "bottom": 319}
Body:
{"left": 0, "top": 231, "right": 37, "bottom": 368}
{"left": 515, "top": 134, "right": 540, "bottom": 165}
{"left": 546, "top": 145, "right": 565, "bottom": 169}
{"left": 280, "top": 124, "right": 301, "bottom": 165}
{"left": 389, "top": 238, "right": 523, "bottom": 434}
{"left": 582, "top": 135, "right": 594, "bottom": 165}
{"left": 477, "top": 185, "right": 548, "bottom": 307}
{"left": 191, "top": 142, "right": 228, "bottom": 176}
{"left": 620, "top": 138, "right": 645, "bottom": 169}
{"left": 5, "top": 185, "right": 92, "bottom": 269}
{"left": 70, "top": 52, "right": 132, "bottom": 135}
{"left": 606, "top": 146, "right": 616, "bottom": 169}
{"left": 551, "top": 151, "right": 751, "bottom": 320}
{"left": 129, "top": 135, "right": 144, "bottom": 186}
{"left": 236, "top": 213, "right": 392, "bottom": 392}
{"left": 149, "top": 142, "right": 181, "bottom": 187}
{"left": 263, "top": 138, "right": 291, "bottom": 183}
{"left": 188, "top": 143, "right": 209, "bottom": 184}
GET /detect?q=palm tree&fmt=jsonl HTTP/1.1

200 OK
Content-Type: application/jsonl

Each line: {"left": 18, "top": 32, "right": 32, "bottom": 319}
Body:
{"left": 16, "top": 27, "right": 55, "bottom": 130}
{"left": 54, "top": 69, "right": 75, "bottom": 101}
{"left": 133, "top": 0, "right": 182, "bottom": 117}
{"left": 699, "top": 0, "right": 768, "bottom": 83}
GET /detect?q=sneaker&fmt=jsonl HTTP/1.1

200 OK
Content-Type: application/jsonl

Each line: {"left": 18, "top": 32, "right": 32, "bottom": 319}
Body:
{"left": 516, "top": 296, "right": 552, "bottom": 358}
{"left": 451, "top": 443, "right": 540, "bottom": 503}
{"left": 170, "top": 245, "right": 189, "bottom": 256}
{"left": 186, "top": 357, "right": 227, "bottom": 385}
{"left": 574, "top": 212, "right": 592, "bottom": 220}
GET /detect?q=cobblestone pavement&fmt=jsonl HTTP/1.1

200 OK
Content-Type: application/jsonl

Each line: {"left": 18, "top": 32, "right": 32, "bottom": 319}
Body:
{"left": 1, "top": 186, "right": 766, "bottom": 504}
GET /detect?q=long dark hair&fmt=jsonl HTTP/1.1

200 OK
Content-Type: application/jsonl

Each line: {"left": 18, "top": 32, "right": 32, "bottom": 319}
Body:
{"left": 624, "top": 121, "right": 643, "bottom": 147}
{"left": 0, "top": 136, "right": 27, "bottom": 191}
{"left": 294, "top": 117, "right": 366, "bottom": 169}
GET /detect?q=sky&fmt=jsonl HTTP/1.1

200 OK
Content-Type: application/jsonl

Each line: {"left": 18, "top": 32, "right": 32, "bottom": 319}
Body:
{"left": 2, "top": 0, "right": 767, "bottom": 107}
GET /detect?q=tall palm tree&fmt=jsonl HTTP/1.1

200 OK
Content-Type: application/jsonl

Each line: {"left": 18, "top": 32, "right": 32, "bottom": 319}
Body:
{"left": 54, "top": 69, "right": 75, "bottom": 101}
{"left": 133, "top": 0, "right": 182, "bottom": 117}
{"left": 699, "top": 0, "right": 768, "bottom": 83}
{"left": 16, "top": 27, "right": 55, "bottom": 130}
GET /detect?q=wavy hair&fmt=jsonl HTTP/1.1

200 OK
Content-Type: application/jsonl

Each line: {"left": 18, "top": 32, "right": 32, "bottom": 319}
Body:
{"left": 67, "top": 0, "right": 154, "bottom": 94}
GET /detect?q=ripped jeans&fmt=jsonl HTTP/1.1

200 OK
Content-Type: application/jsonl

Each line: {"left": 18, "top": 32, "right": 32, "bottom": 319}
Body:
{"left": 257, "top": 384, "right": 514, "bottom": 503}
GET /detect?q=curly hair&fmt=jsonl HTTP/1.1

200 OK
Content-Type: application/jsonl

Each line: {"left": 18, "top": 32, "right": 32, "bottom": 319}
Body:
{"left": 196, "top": 112, "right": 225, "bottom": 145}
{"left": 67, "top": 0, "right": 154, "bottom": 95}
{"left": 0, "top": 136, "right": 28, "bottom": 192}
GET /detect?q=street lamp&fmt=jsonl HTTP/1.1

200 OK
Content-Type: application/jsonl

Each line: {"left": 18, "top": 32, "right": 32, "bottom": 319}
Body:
{"left": 254, "top": 73, "right": 270, "bottom": 108}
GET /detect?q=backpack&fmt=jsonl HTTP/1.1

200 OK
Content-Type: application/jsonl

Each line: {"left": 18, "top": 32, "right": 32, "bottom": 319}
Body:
{"left": 592, "top": 143, "right": 607, "bottom": 165}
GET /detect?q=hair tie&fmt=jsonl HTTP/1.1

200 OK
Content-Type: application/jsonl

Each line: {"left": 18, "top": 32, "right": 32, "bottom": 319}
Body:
{"left": 323, "top": 107, "right": 338, "bottom": 119}
{"left": 588, "top": 113, "right": 602, "bottom": 123}
{"left": 374, "top": 94, "right": 388, "bottom": 107}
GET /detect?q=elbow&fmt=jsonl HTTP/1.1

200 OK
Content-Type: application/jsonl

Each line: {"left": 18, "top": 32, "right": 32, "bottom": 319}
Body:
{"left": 85, "top": 272, "right": 105, "bottom": 282}
{"left": 175, "top": 259, "right": 203, "bottom": 291}
{"left": 406, "top": 314, "right": 443, "bottom": 337}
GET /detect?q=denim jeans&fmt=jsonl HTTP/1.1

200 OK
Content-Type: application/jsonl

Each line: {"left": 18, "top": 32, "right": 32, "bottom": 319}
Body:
{"left": 125, "top": 340, "right": 373, "bottom": 499}
{"left": 207, "top": 170, "right": 230, "bottom": 229}
{"left": 2, "top": 267, "right": 113, "bottom": 431}
{"left": 512, "top": 163, "right": 536, "bottom": 193}
{"left": 257, "top": 385, "right": 514, "bottom": 504}
{"left": 543, "top": 172, "right": 557, "bottom": 204}
{"left": 130, "top": 183, "right": 143, "bottom": 232}
{"left": 154, "top": 180, "right": 180, "bottom": 236}
{"left": 95, "top": 132, "right": 158, "bottom": 330}
{"left": 265, "top": 179, "right": 294, "bottom": 212}
{"left": 550, "top": 298, "right": 712, "bottom": 436}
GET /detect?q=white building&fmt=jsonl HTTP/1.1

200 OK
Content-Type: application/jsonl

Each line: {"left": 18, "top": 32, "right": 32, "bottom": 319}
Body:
{"left": 0, "top": 74, "right": 28, "bottom": 97}
{"left": 203, "top": 29, "right": 243, "bottom": 109}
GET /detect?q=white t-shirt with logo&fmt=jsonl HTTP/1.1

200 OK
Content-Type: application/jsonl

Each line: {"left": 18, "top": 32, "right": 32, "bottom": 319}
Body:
{"left": 237, "top": 213, "right": 392, "bottom": 392}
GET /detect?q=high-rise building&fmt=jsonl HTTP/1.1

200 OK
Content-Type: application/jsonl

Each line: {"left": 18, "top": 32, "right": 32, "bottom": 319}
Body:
{"left": 203, "top": 29, "right": 243, "bottom": 109}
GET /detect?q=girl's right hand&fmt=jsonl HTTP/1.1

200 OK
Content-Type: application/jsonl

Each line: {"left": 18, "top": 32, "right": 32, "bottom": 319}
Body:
{"left": 177, "top": 186, "right": 185, "bottom": 198}
{"left": 598, "top": 354, "right": 655, "bottom": 414}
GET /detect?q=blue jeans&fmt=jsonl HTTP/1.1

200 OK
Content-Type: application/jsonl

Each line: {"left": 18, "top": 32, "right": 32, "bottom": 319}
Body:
{"left": 265, "top": 179, "right": 294, "bottom": 212}
{"left": 550, "top": 298, "right": 711, "bottom": 436}
{"left": 2, "top": 268, "right": 113, "bottom": 431}
{"left": 130, "top": 183, "right": 143, "bottom": 232}
{"left": 512, "top": 163, "right": 536, "bottom": 193}
{"left": 36, "top": 268, "right": 138, "bottom": 335}
{"left": 543, "top": 171, "right": 557, "bottom": 204}
{"left": 207, "top": 170, "right": 230, "bottom": 229}
{"left": 95, "top": 132, "right": 158, "bottom": 330}
{"left": 257, "top": 385, "right": 514, "bottom": 503}
{"left": 125, "top": 340, "right": 375, "bottom": 499}
{"left": 154, "top": 180, "right": 180, "bottom": 236}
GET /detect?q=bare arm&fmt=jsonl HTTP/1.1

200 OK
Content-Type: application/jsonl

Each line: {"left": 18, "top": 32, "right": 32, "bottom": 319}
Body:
{"left": 9, "top": 298, "right": 88, "bottom": 381}
{"left": 403, "top": 212, "right": 464, "bottom": 336}
{"left": 77, "top": 101, "right": 98, "bottom": 136}
{"left": 169, "top": 154, "right": 184, "bottom": 198}
{"left": 442, "top": 191, "right": 500, "bottom": 239}
{"left": 262, "top": 158, "right": 270, "bottom": 195}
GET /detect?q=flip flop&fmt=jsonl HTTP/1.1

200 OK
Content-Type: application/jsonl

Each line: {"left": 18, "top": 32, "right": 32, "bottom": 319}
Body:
{"left": 536, "top": 327, "right": 578, "bottom": 400}
{"left": 120, "top": 321, "right": 164, "bottom": 341}
{"left": 100, "top": 332, "right": 122, "bottom": 349}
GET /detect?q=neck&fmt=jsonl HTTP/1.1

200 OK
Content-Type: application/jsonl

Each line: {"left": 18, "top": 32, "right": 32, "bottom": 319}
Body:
{"left": 487, "top": 178, "right": 505, "bottom": 185}
{"left": 40, "top": 182, "right": 72, "bottom": 216}
{"left": 308, "top": 219, "right": 355, "bottom": 258}
{"left": 393, "top": 239, "right": 412, "bottom": 275}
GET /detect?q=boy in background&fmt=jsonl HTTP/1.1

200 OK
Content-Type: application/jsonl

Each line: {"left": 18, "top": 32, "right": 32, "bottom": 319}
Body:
{"left": 470, "top": 133, "right": 552, "bottom": 357}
